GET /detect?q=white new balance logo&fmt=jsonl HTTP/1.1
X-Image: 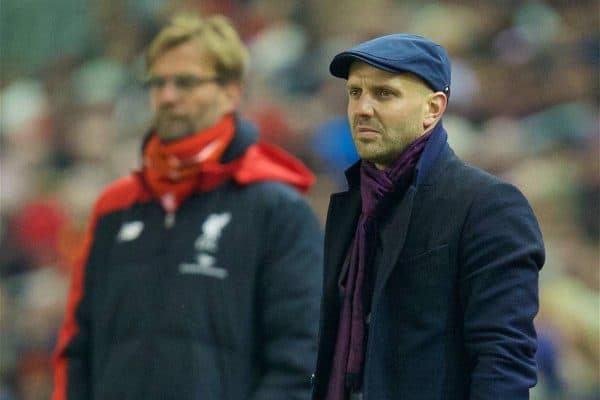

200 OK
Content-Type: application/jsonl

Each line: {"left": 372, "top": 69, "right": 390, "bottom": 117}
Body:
{"left": 117, "top": 221, "right": 144, "bottom": 242}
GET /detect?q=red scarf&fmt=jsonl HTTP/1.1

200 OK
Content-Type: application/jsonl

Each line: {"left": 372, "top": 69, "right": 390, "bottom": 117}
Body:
{"left": 141, "top": 115, "right": 315, "bottom": 213}
{"left": 143, "top": 115, "right": 235, "bottom": 212}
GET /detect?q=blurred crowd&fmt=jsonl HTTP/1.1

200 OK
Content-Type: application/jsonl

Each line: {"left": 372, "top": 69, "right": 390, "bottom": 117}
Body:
{"left": 0, "top": 0, "right": 598, "bottom": 399}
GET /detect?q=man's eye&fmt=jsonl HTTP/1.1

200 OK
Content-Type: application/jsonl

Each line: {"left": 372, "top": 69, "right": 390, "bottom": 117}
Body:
{"left": 144, "top": 75, "right": 220, "bottom": 91}
{"left": 348, "top": 88, "right": 361, "bottom": 97}
{"left": 378, "top": 88, "right": 393, "bottom": 97}
{"left": 174, "top": 76, "right": 196, "bottom": 88}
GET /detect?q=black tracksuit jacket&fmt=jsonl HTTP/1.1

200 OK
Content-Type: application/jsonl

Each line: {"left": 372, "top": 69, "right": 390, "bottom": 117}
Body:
{"left": 53, "top": 121, "right": 323, "bottom": 400}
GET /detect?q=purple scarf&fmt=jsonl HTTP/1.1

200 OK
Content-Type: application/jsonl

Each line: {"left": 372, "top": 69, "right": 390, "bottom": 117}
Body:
{"left": 326, "top": 130, "right": 433, "bottom": 400}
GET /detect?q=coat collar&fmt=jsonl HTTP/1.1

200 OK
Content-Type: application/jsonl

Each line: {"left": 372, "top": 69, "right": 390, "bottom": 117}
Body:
{"left": 414, "top": 121, "right": 448, "bottom": 186}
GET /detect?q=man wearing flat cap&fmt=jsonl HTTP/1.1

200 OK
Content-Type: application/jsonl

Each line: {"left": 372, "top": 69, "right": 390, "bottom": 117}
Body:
{"left": 311, "top": 34, "right": 544, "bottom": 399}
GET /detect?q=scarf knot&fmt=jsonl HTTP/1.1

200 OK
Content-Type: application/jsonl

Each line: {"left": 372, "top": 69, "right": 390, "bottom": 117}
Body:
{"left": 359, "top": 163, "right": 393, "bottom": 217}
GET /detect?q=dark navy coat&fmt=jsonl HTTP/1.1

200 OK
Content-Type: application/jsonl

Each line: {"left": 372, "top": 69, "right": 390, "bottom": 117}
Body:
{"left": 312, "top": 124, "right": 545, "bottom": 400}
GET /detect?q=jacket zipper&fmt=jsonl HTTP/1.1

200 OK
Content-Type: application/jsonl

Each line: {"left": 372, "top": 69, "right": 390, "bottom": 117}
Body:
{"left": 165, "top": 212, "right": 176, "bottom": 228}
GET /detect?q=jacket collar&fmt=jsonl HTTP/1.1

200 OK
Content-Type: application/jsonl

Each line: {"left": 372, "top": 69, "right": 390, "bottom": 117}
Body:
{"left": 221, "top": 115, "right": 260, "bottom": 162}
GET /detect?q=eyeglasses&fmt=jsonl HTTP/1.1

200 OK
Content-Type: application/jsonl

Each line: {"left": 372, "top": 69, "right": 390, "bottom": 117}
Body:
{"left": 144, "top": 74, "right": 222, "bottom": 91}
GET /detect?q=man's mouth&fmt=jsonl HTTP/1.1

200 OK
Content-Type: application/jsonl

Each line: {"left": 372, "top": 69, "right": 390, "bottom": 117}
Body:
{"left": 159, "top": 112, "right": 184, "bottom": 120}
{"left": 356, "top": 125, "right": 380, "bottom": 133}
{"left": 355, "top": 125, "right": 381, "bottom": 139}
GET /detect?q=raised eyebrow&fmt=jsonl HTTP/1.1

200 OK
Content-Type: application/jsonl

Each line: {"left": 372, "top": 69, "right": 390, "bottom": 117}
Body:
{"left": 373, "top": 84, "right": 398, "bottom": 92}
{"left": 346, "top": 81, "right": 398, "bottom": 91}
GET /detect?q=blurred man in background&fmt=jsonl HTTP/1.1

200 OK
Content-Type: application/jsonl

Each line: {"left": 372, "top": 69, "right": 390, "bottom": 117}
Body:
{"left": 311, "top": 33, "right": 545, "bottom": 400}
{"left": 52, "top": 14, "right": 322, "bottom": 400}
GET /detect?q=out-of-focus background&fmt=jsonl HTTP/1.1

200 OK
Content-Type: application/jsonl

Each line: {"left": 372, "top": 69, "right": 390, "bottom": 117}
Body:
{"left": 0, "top": 0, "right": 597, "bottom": 399}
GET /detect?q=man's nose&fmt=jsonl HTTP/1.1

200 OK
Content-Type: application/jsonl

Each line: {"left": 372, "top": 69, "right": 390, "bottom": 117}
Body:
{"left": 155, "top": 81, "right": 180, "bottom": 104}
{"left": 352, "top": 95, "right": 375, "bottom": 117}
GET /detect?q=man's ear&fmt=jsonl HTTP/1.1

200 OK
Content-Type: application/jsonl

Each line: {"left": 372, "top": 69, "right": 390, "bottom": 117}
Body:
{"left": 423, "top": 92, "right": 447, "bottom": 130}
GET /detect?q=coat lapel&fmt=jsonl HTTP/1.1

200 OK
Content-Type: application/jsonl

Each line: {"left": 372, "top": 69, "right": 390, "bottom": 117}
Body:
{"left": 323, "top": 189, "right": 360, "bottom": 297}
{"left": 371, "top": 130, "right": 449, "bottom": 301}
{"left": 373, "top": 185, "right": 417, "bottom": 300}
{"left": 313, "top": 188, "right": 360, "bottom": 396}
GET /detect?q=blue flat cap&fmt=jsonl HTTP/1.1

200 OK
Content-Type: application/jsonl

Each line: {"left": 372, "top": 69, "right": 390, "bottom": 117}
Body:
{"left": 330, "top": 33, "right": 451, "bottom": 96}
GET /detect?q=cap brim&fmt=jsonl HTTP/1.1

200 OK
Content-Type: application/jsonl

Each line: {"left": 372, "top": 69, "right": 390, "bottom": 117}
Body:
{"left": 329, "top": 51, "right": 401, "bottom": 79}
